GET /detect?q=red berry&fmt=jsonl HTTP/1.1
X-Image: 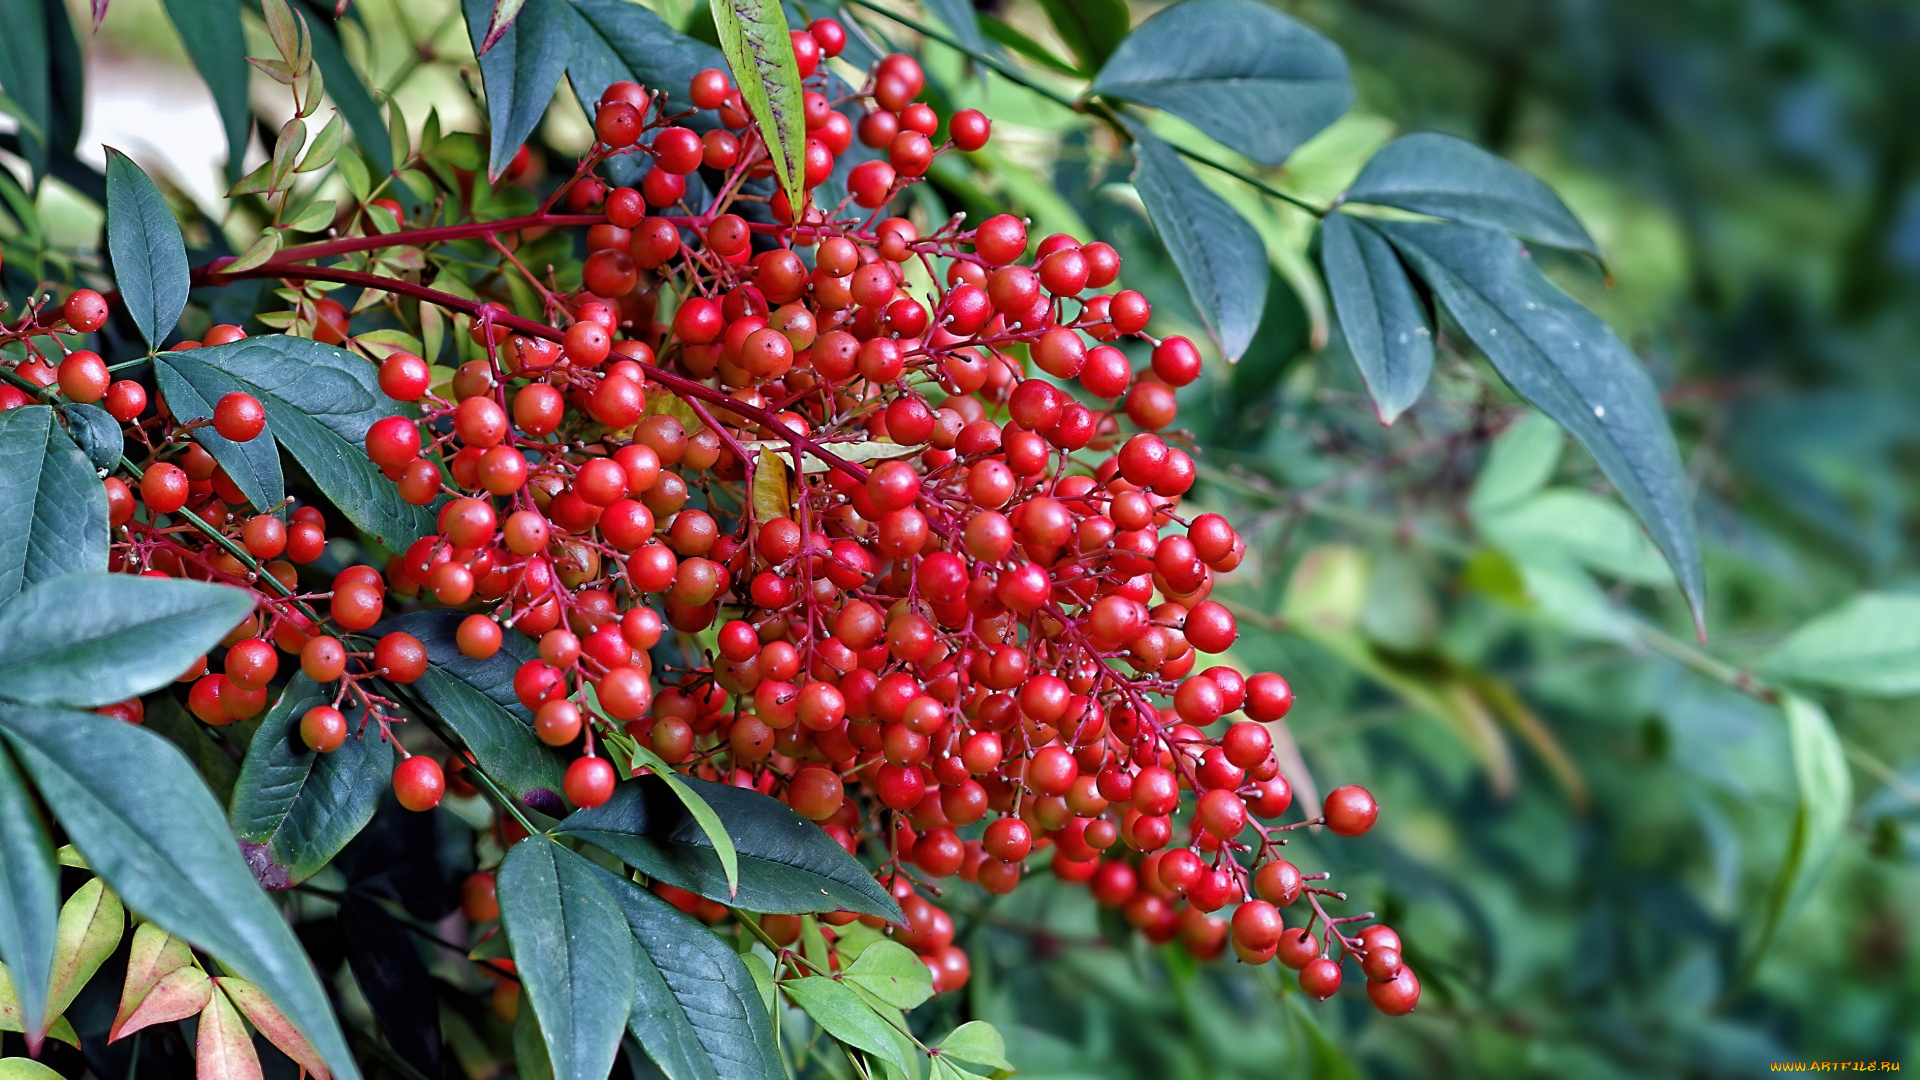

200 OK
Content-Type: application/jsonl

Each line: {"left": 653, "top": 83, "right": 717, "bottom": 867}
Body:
{"left": 213, "top": 392, "right": 267, "bottom": 442}
{"left": 564, "top": 756, "right": 617, "bottom": 808}
{"left": 393, "top": 756, "right": 446, "bottom": 811}
{"left": 1323, "top": 785, "right": 1378, "bottom": 837}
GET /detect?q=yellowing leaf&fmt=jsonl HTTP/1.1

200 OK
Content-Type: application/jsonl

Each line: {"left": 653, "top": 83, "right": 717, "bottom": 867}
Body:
{"left": 0, "top": 1057, "right": 67, "bottom": 1080}
{"left": 215, "top": 978, "right": 330, "bottom": 1080}
{"left": 197, "top": 984, "right": 264, "bottom": 1080}
{"left": 738, "top": 438, "right": 925, "bottom": 474}
{"left": 0, "top": 966, "right": 80, "bottom": 1047}
{"left": 111, "top": 966, "right": 212, "bottom": 1042}
{"left": 751, "top": 448, "right": 790, "bottom": 523}
{"left": 48, "top": 878, "right": 124, "bottom": 1020}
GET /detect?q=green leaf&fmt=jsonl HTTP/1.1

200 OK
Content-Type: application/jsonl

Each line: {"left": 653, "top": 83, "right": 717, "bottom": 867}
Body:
{"left": 497, "top": 839, "right": 637, "bottom": 1080}
{"left": 600, "top": 750, "right": 740, "bottom": 897}
{"left": 302, "top": 9, "right": 393, "bottom": 176}
{"left": 59, "top": 404, "right": 124, "bottom": 474}
{"left": 934, "top": 1021, "right": 1013, "bottom": 1073}
{"left": 282, "top": 198, "right": 335, "bottom": 232}
{"left": 1746, "top": 695, "right": 1851, "bottom": 969}
{"left": 0, "top": 1058, "right": 65, "bottom": 1080}
{"left": 977, "top": 15, "right": 1081, "bottom": 77}
{"left": 160, "top": 0, "right": 250, "bottom": 184}
{"left": 1126, "top": 124, "right": 1268, "bottom": 361}
{"left": 229, "top": 675, "right": 394, "bottom": 890}
{"left": 0, "top": 745, "right": 57, "bottom": 1049}
{"left": 1478, "top": 489, "right": 1674, "bottom": 587}
{"left": 561, "top": 0, "right": 725, "bottom": 149}
{"left": 152, "top": 355, "right": 286, "bottom": 516}
{"left": 588, "top": 865, "right": 784, "bottom": 1080}
{"left": 297, "top": 112, "right": 343, "bottom": 173}
{"left": 1467, "top": 410, "right": 1562, "bottom": 517}
{"left": 379, "top": 610, "right": 566, "bottom": 814}
{"left": 1318, "top": 212, "right": 1433, "bottom": 424}
{"left": 466, "top": 0, "right": 571, "bottom": 181}
{"left": 158, "top": 335, "right": 437, "bottom": 549}
{"left": 840, "top": 940, "right": 933, "bottom": 1010}
{"left": 0, "top": 704, "right": 359, "bottom": 1080}
{"left": 1377, "top": 220, "right": 1705, "bottom": 631}
{"left": 104, "top": 149, "right": 190, "bottom": 350}
{"left": 1346, "top": 132, "right": 1599, "bottom": 260}
{"left": 918, "top": 0, "right": 992, "bottom": 59}
{"left": 1757, "top": 593, "right": 1920, "bottom": 697}
{"left": 0, "top": 0, "right": 53, "bottom": 177}
{"left": 708, "top": 0, "right": 806, "bottom": 213}
{"left": 0, "top": 406, "right": 108, "bottom": 604}
{"left": 46, "top": 877, "right": 121, "bottom": 1021}
{"left": 0, "top": 965, "right": 81, "bottom": 1048}
{"left": 111, "top": 922, "right": 197, "bottom": 1040}
{"left": 1092, "top": 0, "right": 1352, "bottom": 167}
{"left": 0, "top": 574, "right": 251, "bottom": 709}
{"left": 1033, "top": 0, "right": 1126, "bottom": 73}
{"left": 217, "top": 976, "right": 333, "bottom": 1080}
{"left": 780, "top": 976, "right": 911, "bottom": 1072}
{"left": 554, "top": 774, "right": 900, "bottom": 919}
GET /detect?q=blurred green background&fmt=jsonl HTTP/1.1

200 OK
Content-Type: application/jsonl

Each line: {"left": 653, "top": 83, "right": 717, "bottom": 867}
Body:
{"left": 30, "top": 0, "right": 1920, "bottom": 1075}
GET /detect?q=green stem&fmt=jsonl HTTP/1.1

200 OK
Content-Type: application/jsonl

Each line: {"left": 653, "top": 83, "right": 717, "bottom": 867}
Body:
{"left": 839, "top": 0, "right": 1325, "bottom": 216}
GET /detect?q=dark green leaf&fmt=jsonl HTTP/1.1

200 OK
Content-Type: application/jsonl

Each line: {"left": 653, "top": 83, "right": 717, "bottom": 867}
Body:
{"left": 554, "top": 775, "right": 901, "bottom": 920}
{"left": 158, "top": 335, "right": 436, "bottom": 549}
{"left": 1033, "top": 0, "right": 1127, "bottom": 73}
{"left": 0, "top": 0, "right": 53, "bottom": 176}
{"left": 708, "top": 0, "right": 807, "bottom": 213}
{"left": 919, "top": 0, "right": 992, "bottom": 58}
{"left": 0, "top": 704, "right": 359, "bottom": 1080}
{"left": 1345, "top": 132, "right": 1599, "bottom": 259}
{"left": 1125, "top": 124, "right": 1268, "bottom": 361}
{"left": 562, "top": 0, "right": 725, "bottom": 128}
{"left": 161, "top": 0, "right": 250, "bottom": 185}
{"left": 1319, "top": 212, "right": 1434, "bottom": 424}
{"left": 589, "top": 865, "right": 783, "bottom": 1080}
{"left": 977, "top": 15, "right": 1081, "bottom": 77}
{"left": 230, "top": 675, "right": 395, "bottom": 890}
{"left": 1377, "top": 220, "right": 1705, "bottom": 629}
{"left": 152, "top": 355, "right": 286, "bottom": 516}
{"left": 0, "top": 743, "right": 58, "bottom": 1049}
{"left": 0, "top": 407, "right": 108, "bottom": 604}
{"left": 466, "top": 0, "right": 571, "bottom": 181}
{"left": 0, "top": 574, "right": 252, "bottom": 709}
{"left": 1092, "top": 0, "right": 1351, "bottom": 167}
{"left": 59, "top": 404, "right": 123, "bottom": 473}
{"left": 105, "top": 150, "right": 190, "bottom": 350}
{"left": 479, "top": 0, "right": 531, "bottom": 53}
{"left": 381, "top": 610, "right": 566, "bottom": 814}
{"left": 497, "top": 839, "right": 636, "bottom": 1080}
{"left": 780, "top": 977, "right": 910, "bottom": 1071}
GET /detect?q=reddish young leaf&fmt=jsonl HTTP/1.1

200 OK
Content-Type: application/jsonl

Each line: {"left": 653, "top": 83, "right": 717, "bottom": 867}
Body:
{"left": 197, "top": 983, "right": 265, "bottom": 1080}
{"left": 113, "top": 921, "right": 196, "bottom": 1037}
{"left": 216, "top": 977, "right": 332, "bottom": 1080}
{"left": 110, "top": 966, "right": 212, "bottom": 1042}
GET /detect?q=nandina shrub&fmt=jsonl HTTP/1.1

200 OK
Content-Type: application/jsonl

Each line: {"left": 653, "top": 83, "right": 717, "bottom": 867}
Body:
{"left": 0, "top": 0, "right": 1703, "bottom": 1076}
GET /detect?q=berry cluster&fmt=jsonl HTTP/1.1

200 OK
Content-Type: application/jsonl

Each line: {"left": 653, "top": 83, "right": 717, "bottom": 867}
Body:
{"left": 1, "top": 25, "right": 1415, "bottom": 1015}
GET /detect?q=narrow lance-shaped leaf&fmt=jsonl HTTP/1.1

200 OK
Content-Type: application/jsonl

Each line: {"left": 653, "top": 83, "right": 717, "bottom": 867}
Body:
{"left": 0, "top": 407, "right": 107, "bottom": 608}
{"left": 1745, "top": 695, "right": 1851, "bottom": 971}
{"left": 465, "top": 0, "right": 570, "bottom": 181}
{"left": 110, "top": 964, "right": 212, "bottom": 1043}
{"left": 160, "top": 0, "right": 250, "bottom": 185}
{"left": 1757, "top": 593, "right": 1920, "bottom": 697}
{"left": 229, "top": 675, "right": 394, "bottom": 890}
{"left": 1377, "top": 220, "right": 1705, "bottom": 630}
{"left": 111, "top": 922, "right": 199, "bottom": 1040}
{"left": 780, "top": 977, "right": 912, "bottom": 1072}
{"left": 218, "top": 976, "right": 333, "bottom": 1080}
{"left": 1318, "top": 212, "right": 1434, "bottom": 424}
{"left": 588, "top": 864, "right": 785, "bottom": 1080}
{"left": 1033, "top": 0, "right": 1127, "bottom": 73}
{"left": 1125, "top": 123, "right": 1268, "bottom": 361}
{"left": 1092, "top": 0, "right": 1352, "bottom": 167}
{"left": 556, "top": 774, "right": 902, "bottom": 919}
{"left": 379, "top": 610, "right": 566, "bottom": 813}
{"left": 0, "top": 704, "right": 361, "bottom": 1080}
{"left": 198, "top": 979, "right": 265, "bottom": 1080}
{"left": 0, "top": 743, "right": 58, "bottom": 1050}
{"left": 0, "top": 574, "right": 253, "bottom": 709}
{"left": 709, "top": 0, "right": 807, "bottom": 213}
{"left": 497, "top": 839, "right": 636, "bottom": 1080}
{"left": 104, "top": 149, "right": 190, "bottom": 350}
{"left": 919, "top": 0, "right": 993, "bottom": 58}
{"left": 1345, "top": 132, "right": 1599, "bottom": 260}
{"left": 156, "top": 336, "right": 437, "bottom": 550}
